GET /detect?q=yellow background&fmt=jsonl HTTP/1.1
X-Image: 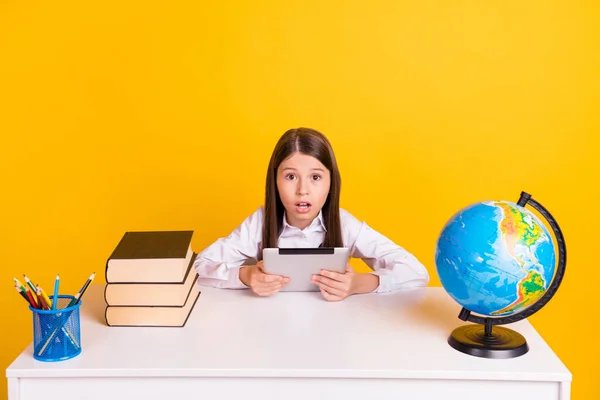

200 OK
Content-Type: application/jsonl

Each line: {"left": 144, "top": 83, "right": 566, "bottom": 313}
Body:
{"left": 1, "top": 0, "right": 598, "bottom": 398}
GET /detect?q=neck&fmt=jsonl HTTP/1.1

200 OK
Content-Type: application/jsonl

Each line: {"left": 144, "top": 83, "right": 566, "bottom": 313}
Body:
{"left": 286, "top": 216, "right": 312, "bottom": 230}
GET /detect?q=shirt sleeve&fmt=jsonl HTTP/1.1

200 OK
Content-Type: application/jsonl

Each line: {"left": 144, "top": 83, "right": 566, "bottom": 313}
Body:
{"left": 193, "top": 207, "right": 263, "bottom": 289}
{"left": 341, "top": 209, "right": 430, "bottom": 293}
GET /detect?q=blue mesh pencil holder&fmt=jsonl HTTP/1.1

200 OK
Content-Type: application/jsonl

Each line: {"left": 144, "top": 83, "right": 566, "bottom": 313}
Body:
{"left": 30, "top": 295, "right": 82, "bottom": 362}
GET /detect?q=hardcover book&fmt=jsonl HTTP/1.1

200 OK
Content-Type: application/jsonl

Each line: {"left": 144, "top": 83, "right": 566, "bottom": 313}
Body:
{"left": 104, "top": 253, "right": 198, "bottom": 307}
{"left": 105, "top": 283, "right": 200, "bottom": 327}
{"left": 106, "top": 230, "right": 194, "bottom": 283}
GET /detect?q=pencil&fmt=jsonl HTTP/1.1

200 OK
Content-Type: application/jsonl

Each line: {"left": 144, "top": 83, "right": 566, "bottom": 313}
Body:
{"left": 52, "top": 274, "right": 59, "bottom": 310}
{"left": 68, "top": 272, "right": 95, "bottom": 307}
{"left": 14, "top": 279, "right": 33, "bottom": 306}
{"left": 37, "top": 295, "right": 82, "bottom": 356}
{"left": 23, "top": 274, "right": 37, "bottom": 293}
{"left": 15, "top": 285, "right": 31, "bottom": 305}
{"left": 35, "top": 288, "right": 48, "bottom": 310}
{"left": 37, "top": 272, "right": 90, "bottom": 356}
{"left": 36, "top": 313, "right": 81, "bottom": 355}
{"left": 25, "top": 286, "right": 39, "bottom": 308}
{"left": 38, "top": 285, "right": 53, "bottom": 309}
{"left": 37, "top": 287, "right": 53, "bottom": 310}
{"left": 13, "top": 278, "right": 27, "bottom": 293}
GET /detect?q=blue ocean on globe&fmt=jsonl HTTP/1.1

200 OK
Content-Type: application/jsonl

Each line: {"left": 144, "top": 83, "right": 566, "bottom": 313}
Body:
{"left": 435, "top": 200, "right": 556, "bottom": 317}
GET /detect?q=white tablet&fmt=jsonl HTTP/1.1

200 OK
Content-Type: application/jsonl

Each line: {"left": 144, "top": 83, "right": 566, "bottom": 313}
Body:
{"left": 262, "top": 247, "right": 351, "bottom": 292}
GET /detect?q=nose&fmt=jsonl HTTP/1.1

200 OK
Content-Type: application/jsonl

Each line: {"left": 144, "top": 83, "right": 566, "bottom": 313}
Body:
{"left": 296, "top": 178, "right": 309, "bottom": 196}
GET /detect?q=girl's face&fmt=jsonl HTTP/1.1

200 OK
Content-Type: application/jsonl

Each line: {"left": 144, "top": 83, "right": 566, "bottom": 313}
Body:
{"left": 276, "top": 152, "right": 331, "bottom": 230}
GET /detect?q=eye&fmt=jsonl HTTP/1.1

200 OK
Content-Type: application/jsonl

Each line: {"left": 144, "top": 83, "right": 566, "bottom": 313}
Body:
{"left": 311, "top": 174, "right": 322, "bottom": 181}
{"left": 285, "top": 174, "right": 297, "bottom": 180}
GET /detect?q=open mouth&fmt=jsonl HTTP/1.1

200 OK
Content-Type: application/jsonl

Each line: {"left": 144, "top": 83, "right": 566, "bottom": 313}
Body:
{"left": 295, "top": 202, "right": 312, "bottom": 213}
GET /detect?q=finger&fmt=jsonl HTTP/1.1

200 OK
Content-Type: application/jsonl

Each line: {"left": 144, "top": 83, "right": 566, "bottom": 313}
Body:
{"left": 253, "top": 284, "right": 277, "bottom": 295}
{"left": 345, "top": 263, "right": 354, "bottom": 273}
{"left": 255, "top": 276, "right": 289, "bottom": 290}
{"left": 258, "top": 272, "right": 284, "bottom": 283}
{"left": 257, "top": 285, "right": 285, "bottom": 297}
{"left": 319, "top": 269, "right": 350, "bottom": 283}
{"left": 312, "top": 274, "right": 346, "bottom": 290}
{"left": 270, "top": 277, "right": 290, "bottom": 288}
{"left": 255, "top": 289, "right": 275, "bottom": 297}
{"left": 256, "top": 280, "right": 285, "bottom": 289}
{"left": 314, "top": 281, "right": 346, "bottom": 297}
{"left": 320, "top": 288, "right": 343, "bottom": 302}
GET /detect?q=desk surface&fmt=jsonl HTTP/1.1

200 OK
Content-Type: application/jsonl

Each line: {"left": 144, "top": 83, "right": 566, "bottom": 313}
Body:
{"left": 6, "top": 284, "right": 571, "bottom": 382}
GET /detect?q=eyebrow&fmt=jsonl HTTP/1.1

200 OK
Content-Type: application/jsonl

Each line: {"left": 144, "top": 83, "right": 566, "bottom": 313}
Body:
{"left": 281, "top": 167, "right": 326, "bottom": 172}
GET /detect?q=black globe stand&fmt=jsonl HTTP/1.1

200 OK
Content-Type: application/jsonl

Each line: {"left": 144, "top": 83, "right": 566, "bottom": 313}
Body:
{"left": 446, "top": 191, "right": 567, "bottom": 359}
{"left": 448, "top": 310, "right": 529, "bottom": 359}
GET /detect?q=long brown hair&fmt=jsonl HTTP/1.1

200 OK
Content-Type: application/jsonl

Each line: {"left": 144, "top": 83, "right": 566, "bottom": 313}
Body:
{"left": 261, "top": 127, "right": 343, "bottom": 254}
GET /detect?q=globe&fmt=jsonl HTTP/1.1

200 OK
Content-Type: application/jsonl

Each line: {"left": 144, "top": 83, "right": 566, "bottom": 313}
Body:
{"left": 434, "top": 192, "right": 566, "bottom": 359}
{"left": 435, "top": 200, "right": 555, "bottom": 317}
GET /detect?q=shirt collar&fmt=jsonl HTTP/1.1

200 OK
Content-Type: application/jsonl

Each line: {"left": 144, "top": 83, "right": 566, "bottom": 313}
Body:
{"left": 282, "top": 209, "right": 327, "bottom": 233}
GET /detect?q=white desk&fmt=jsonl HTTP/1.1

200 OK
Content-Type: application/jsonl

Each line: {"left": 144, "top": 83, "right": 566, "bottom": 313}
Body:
{"left": 6, "top": 284, "right": 571, "bottom": 400}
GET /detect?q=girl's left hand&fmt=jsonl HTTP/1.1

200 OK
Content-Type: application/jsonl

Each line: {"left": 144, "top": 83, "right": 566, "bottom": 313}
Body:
{"left": 311, "top": 264, "right": 356, "bottom": 302}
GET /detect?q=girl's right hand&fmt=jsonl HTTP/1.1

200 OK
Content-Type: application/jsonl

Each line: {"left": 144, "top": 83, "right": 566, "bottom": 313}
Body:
{"left": 239, "top": 261, "right": 290, "bottom": 296}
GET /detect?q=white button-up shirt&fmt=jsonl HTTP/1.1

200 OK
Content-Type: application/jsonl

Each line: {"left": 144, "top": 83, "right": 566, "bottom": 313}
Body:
{"left": 194, "top": 207, "right": 429, "bottom": 293}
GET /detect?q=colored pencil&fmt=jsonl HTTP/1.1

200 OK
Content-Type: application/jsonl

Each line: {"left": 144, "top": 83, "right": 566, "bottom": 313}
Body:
{"left": 15, "top": 285, "right": 31, "bottom": 305}
{"left": 52, "top": 274, "right": 60, "bottom": 310}
{"left": 13, "top": 278, "right": 27, "bottom": 293}
{"left": 23, "top": 274, "right": 37, "bottom": 293}
{"left": 25, "top": 286, "right": 39, "bottom": 308}
{"left": 68, "top": 272, "right": 95, "bottom": 306}
{"left": 38, "top": 285, "right": 53, "bottom": 309}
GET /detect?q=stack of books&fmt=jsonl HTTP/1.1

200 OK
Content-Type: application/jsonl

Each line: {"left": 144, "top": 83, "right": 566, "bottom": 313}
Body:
{"left": 104, "top": 230, "right": 200, "bottom": 327}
